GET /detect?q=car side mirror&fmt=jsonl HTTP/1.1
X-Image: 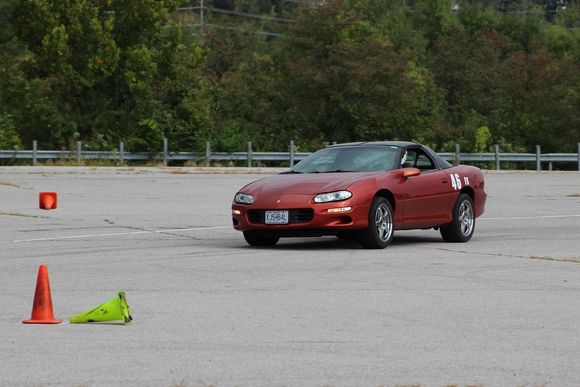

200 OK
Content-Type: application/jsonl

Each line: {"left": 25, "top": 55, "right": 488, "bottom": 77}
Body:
{"left": 402, "top": 167, "right": 421, "bottom": 178}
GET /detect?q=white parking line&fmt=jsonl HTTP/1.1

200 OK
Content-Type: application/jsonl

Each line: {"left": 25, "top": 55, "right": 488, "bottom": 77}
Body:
{"left": 11, "top": 226, "right": 232, "bottom": 243}
{"left": 7, "top": 215, "right": 579, "bottom": 243}
{"left": 480, "top": 214, "right": 580, "bottom": 220}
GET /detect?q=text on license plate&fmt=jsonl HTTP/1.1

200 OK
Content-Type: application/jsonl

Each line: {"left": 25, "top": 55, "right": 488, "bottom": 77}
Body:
{"left": 265, "top": 210, "right": 289, "bottom": 224}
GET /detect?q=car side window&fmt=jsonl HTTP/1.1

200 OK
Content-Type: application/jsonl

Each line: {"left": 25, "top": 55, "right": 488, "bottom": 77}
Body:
{"left": 401, "top": 149, "right": 415, "bottom": 168}
{"left": 402, "top": 148, "right": 436, "bottom": 171}
{"left": 415, "top": 153, "right": 435, "bottom": 171}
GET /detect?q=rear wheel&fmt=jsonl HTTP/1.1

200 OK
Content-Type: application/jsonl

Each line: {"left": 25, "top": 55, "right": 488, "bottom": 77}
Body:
{"left": 440, "top": 193, "right": 475, "bottom": 242}
{"left": 243, "top": 231, "right": 279, "bottom": 247}
{"left": 357, "top": 197, "right": 394, "bottom": 249}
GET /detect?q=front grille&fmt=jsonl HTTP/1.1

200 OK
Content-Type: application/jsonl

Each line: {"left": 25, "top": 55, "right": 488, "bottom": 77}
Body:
{"left": 248, "top": 209, "right": 314, "bottom": 224}
{"left": 247, "top": 210, "right": 263, "bottom": 223}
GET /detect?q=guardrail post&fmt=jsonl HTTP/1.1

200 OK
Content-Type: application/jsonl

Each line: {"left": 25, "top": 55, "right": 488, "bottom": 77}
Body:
{"left": 247, "top": 141, "right": 252, "bottom": 168}
{"left": 119, "top": 142, "right": 124, "bottom": 163}
{"left": 289, "top": 140, "right": 295, "bottom": 167}
{"left": 455, "top": 144, "right": 461, "bottom": 165}
{"left": 536, "top": 145, "right": 541, "bottom": 171}
{"left": 76, "top": 141, "right": 82, "bottom": 165}
{"left": 577, "top": 143, "right": 580, "bottom": 171}
{"left": 163, "top": 138, "right": 168, "bottom": 166}
{"left": 205, "top": 141, "right": 211, "bottom": 167}
{"left": 494, "top": 144, "right": 500, "bottom": 170}
{"left": 32, "top": 140, "right": 37, "bottom": 166}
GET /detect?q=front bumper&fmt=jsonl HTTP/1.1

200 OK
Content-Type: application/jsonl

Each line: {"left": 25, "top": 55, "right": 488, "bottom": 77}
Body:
{"left": 232, "top": 199, "right": 369, "bottom": 235}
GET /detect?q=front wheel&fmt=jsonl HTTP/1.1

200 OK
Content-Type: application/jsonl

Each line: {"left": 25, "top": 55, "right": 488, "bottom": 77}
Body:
{"left": 243, "top": 231, "right": 279, "bottom": 247}
{"left": 440, "top": 193, "right": 475, "bottom": 242}
{"left": 357, "top": 197, "right": 394, "bottom": 249}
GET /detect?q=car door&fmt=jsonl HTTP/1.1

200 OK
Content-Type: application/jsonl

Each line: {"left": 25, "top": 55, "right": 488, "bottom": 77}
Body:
{"left": 399, "top": 147, "right": 453, "bottom": 227}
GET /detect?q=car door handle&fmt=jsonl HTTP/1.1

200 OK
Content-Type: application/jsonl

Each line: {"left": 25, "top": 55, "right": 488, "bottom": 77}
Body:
{"left": 441, "top": 178, "right": 448, "bottom": 184}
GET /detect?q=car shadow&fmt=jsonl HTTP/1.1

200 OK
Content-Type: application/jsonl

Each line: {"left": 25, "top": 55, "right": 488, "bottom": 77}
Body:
{"left": 243, "top": 234, "right": 444, "bottom": 250}
{"left": 391, "top": 234, "right": 443, "bottom": 246}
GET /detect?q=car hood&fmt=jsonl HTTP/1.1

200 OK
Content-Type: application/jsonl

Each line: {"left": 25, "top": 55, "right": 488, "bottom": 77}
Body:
{"left": 241, "top": 172, "right": 381, "bottom": 196}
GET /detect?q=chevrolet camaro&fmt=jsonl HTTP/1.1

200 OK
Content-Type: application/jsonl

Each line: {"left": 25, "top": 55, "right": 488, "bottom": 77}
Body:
{"left": 231, "top": 141, "right": 486, "bottom": 249}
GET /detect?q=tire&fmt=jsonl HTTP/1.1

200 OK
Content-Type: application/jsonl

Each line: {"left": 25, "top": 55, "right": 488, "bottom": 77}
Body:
{"left": 243, "top": 231, "right": 279, "bottom": 247}
{"left": 440, "top": 193, "right": 475, "bottom": 243}
{"left": 356, "top": 197, "right": 394, "bottom": 249}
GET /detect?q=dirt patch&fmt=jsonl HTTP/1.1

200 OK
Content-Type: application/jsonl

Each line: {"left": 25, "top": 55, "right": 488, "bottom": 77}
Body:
{"left": 0, "top": 211, "right": 51, "bottom": 219}
{"left": 0, "top": 181, "right": 22, "bottom": 188}
{"left": 531, "top": 256, "right": 580, "bottom": 264}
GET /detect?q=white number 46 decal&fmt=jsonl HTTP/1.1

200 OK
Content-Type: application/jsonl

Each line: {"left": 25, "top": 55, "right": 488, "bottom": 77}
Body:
{"left": 450, "top": 174, "right": 469, "bottom": 190}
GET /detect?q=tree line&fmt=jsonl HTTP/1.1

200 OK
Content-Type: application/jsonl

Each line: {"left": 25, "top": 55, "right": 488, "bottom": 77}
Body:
{"left": 0, "top": 0, "right": 578, "bottom": 156}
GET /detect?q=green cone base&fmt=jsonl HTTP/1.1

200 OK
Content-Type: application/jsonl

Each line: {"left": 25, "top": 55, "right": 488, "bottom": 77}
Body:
{"left": 70, "top": 290, "right": 132, "bottom": 324}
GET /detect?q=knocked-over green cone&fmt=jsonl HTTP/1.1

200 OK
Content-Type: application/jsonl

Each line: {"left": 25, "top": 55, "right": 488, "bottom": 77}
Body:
{"left": 70, "top": 290, "right": 132, "bottom": 324}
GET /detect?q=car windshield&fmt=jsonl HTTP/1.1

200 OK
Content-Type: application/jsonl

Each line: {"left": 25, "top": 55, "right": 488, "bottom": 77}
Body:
{"left": 291, "top": 146, "right": 401, "bottom": 174}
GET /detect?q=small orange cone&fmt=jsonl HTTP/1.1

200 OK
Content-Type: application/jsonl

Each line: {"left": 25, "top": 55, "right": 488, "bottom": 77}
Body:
{"left": 39, "top": 192, "right": 58, "bottom": 210}
{"left": 22, "top": 264, "right": 62, "bottom": 324}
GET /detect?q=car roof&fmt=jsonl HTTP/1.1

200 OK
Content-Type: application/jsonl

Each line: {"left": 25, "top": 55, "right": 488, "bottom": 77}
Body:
{"left": 327, "top": 141, "right": 417, "bottom": 148}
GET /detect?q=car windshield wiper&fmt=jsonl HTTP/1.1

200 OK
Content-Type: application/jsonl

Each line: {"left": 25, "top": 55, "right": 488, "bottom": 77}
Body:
{"left": 306, "top": 169, "right": 357, "bottom": 174}
{"left": 319, "top": 169, "right": 357, "bottom": 173}
{"left": 280, "top": 170, "right": 303, "bottom": 174}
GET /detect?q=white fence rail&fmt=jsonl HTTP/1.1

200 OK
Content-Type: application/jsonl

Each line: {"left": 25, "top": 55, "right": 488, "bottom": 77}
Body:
{"left": 1, "top": 140, "right": 579, "bottom": 171}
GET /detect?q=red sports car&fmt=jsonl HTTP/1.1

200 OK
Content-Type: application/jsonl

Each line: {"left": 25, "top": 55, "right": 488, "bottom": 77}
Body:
{"left": 232, "top": 141, "right": 486, "bottom": 249}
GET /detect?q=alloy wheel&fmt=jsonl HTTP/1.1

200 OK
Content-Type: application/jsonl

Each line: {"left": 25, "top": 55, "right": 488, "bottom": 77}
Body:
{"left": 375, "top": 203, "right": 393, "bottom": 242}
{"left": 458, "top": 200, "right": 474, "bottom": 237}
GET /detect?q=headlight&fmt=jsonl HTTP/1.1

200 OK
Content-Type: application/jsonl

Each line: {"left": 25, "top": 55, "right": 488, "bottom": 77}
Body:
{"left": 314, "top": 190, "right": 352, "bottom": 203}
{"left": 234, "top": 192, "right": 254, "bottom": 204}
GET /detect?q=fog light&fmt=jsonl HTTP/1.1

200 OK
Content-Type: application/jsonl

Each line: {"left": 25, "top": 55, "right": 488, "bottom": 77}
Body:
{"left": 327, "top": 206, "right": 352, "bottom": 213}
{"left": 232, "top": 209, "right": 242, "bottom": 215}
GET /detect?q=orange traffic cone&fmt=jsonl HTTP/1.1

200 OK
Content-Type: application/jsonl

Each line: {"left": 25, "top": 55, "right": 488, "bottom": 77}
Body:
{"left": 22, "top": 264, "right": 62, "bottom": 324}
{"left": 39, "top": 192, "right": 58, "bottom": 210}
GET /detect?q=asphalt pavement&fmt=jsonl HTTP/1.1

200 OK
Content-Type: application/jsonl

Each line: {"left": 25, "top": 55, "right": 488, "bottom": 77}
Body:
{"left": 0, "top": 167, "right": 579, "bottom": 387}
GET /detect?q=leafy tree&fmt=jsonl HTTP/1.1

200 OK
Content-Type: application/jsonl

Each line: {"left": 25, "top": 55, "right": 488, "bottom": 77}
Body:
{"left": 272, "top": 2, "right": 440, "bottom": 146}
{"left": 411, "top": 0, "right": 459, "bottom": 46}
{"left": 430, "top": 21, "right": 579, "bottom": 152}
{"left": 0, "top": 0, "right": 578, "bottom": 159}
{"left": 2, "top": 0, "right": 212, "bottom": 152}
{"left": 0, "top": 114, "right": 22, "bottom": 150}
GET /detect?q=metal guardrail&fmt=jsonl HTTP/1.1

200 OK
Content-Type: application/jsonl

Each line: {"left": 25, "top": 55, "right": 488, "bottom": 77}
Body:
{"left": 1, "top": 140, "right": 579, "bottom": 171}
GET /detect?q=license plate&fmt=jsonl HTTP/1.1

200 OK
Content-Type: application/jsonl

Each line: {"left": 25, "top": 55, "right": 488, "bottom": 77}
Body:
{"left": 265, "top": 210, "right": 289, "bottom": 224}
